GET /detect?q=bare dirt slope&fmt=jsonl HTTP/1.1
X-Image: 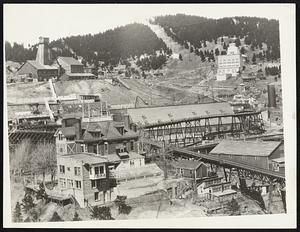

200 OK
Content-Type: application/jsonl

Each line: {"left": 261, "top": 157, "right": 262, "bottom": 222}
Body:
{"left": 6, "top": 82, "right": 52, "bottom": 104}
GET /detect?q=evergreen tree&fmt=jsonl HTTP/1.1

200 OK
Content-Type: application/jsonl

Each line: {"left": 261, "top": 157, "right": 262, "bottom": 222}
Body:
{"left": 190, "top": 46, "right": 194, "bottom": 53}
{"left": 90, "top": 206, "right": 114, "bottom": 220}
{"left": 235, "top": 38, "right": 241, "bottom": 47}
{"left": 179, "top": 54, "right": 183, "bottom": 61}
{"left": 240, "top": 47, "right": 246, "bottom": 54}
{"left": 215, "top": 48, "right": 220, "bottom": 56}
{"left": 223, "top": 42, "right": 227, "bottom": 50}
{"left": 13, "top": 202, "right": 23, "bottom": 223}
{"left": 221, "top": 37, "right": 224, "bottom": 43}
{"left": 114, "top": 195, "right": 132, "bottom": 215}
{"left": 72, "top": 211, "right": 81, "bottom": 221}
{"left": 50, "top": 212, "right": 63, "bottom": 222}
{"left": 252, "top": 54, "right": 257, "bottom": 64}
{"left": 21, "top": 193, "right": 35, "bottom": 213}
{"left": 227, "top": 198, "right": 240, "bottom": 215}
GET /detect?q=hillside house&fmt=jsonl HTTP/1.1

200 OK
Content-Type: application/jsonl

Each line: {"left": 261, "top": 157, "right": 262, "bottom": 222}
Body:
{"left": 57, "top": 153, "right": 117, "bottom": 207}
{"left": 171, "top": 159, "right": 208, "bottom": 180}
{"left": 197, "top": 176, "right": 237, "bottom": 203}
{"left": 209, "top": 140, "right": 283, "bottom": 170}
{"left": 55, "top": 116, "right": 139, "bottom": 157}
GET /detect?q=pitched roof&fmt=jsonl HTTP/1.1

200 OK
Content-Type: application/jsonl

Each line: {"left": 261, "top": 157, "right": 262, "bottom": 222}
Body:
{"left": 27, "top": 60, "right": 58, "bottom": 70}
{"left": 64, "top": 73, "right": 95, "bottom": 77}
{"left": 61, "top": 153, "right": 107, "bottom": 165}
{"left": 271, "top": 157, "right": 285, "bottom": 163}
{"left": 210, "top": 140, "right": 281, "bottom": 157}
{"left": 127, "top": 102, "right": 234, "bottom": 125}
{"left": 171, "top": 159, "right": 204, "bottom": 170}
{"left": 57, "top": 57, "right": 83, "bottom": 66}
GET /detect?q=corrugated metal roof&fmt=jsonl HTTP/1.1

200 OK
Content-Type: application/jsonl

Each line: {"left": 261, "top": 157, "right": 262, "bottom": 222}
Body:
{"left": 210, "top": 140, "right": 281, "bottom": 157}
{"left": 127, "top": 102, "right": 234, "bottom": 125}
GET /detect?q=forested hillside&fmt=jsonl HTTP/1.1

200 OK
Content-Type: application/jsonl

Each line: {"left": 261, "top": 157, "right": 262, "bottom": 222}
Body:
{"left": 152, "top": 14, "right": 280, "bottom": 60}
{"left": 5, "top": 23, "right": 169, "bottom": 66}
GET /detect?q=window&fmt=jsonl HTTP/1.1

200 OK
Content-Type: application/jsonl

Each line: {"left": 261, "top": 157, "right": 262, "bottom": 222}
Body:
{"left": 95, "top": 167, "right": 99, "bottom": 175}
{"left": 59, "top": 148, "right": 63, "bottom": 153}
{"left": 104, "top": 142, "right": 108, "bottom": 154}
{"left": 99, "top": 166, "right": 104, "bottom": 174}
{"left": 130, "top": 141, "right": 134, "bottom": 151}
{"left": 74, "top": 167, "right": 81, "bottom": 176}
{"left": 67, "top": 167, "right": 70, "bottom": 171}
{"left": 60, "top": 178, "right": 66, "bottom": 188}
{"left": 91, "top": 180, "right": 96, "bottom": 188}
{"left": 130, "top": 160, "right": 134, "bottom": 166}
{"left": 67, "top": 179, "right": 73, "bottom": 188}
{"left": 139, "top": 159, "right": 142, "bottom": 166}
{"left": 59, "top": 165, "right": 65, "bottom": 174}
{"left": 58, "top": 133, "right": 63, "bottom": 141}
{"left": 81, "top": 144, "right": 85, "bottom": 152}
{"left": 75, "top": 180, "right": 81, "bottom": 189}
{"left": 94, "top": 192, "right": 99, "bottom": 201}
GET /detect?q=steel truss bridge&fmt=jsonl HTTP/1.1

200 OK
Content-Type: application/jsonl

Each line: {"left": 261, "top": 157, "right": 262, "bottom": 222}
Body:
{"left": 139, "top": 111, "right": 285, "bottom": 185}
{"left": 9, "top": 129, "right": 56, "bottom": 147}
{"left": 141, "top": 111, "right": 265, "bottom": 147}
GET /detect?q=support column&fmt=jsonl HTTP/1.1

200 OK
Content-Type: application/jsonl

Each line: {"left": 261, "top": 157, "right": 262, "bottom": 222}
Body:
{"left": 223, "top": 167, "right": 228, "bottom": 182}
{"left": 267, "top": 180, "right": 274, "bottom": 214}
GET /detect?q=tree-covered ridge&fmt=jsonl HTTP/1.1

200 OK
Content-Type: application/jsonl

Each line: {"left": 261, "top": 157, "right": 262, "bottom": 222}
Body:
{"left": 6, "top": 23, "right": 168, "bottom": 66}
{"left": 50, "top": 23, "right": 168, "bottom": 65}
{"left": 152, "top": 14, "right": 280, "bottom": 59}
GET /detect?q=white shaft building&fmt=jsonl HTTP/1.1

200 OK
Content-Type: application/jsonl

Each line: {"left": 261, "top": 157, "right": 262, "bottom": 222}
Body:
{"left": 216, "top": 43, "right": 242, "bottom": 81}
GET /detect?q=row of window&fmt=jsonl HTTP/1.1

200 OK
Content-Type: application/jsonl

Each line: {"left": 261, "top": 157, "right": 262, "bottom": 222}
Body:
{"left": 59, "top": 165, "right": 81, "bottom": 176}
{"left": 60, "top": 178, "right": 81, "bottom": 189}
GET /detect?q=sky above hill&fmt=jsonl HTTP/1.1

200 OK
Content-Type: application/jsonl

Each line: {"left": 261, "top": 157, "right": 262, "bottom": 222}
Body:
{"left": 4, "top": 4, "right": 284, "bottom": 46}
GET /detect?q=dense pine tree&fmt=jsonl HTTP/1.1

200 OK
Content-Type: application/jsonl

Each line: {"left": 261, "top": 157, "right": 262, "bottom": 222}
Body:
{"left": 13, "top": 202, "right": 23, "bottom": 223}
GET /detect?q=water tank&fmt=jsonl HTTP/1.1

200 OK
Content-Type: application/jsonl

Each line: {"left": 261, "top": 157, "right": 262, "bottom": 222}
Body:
{"left": 267, "top": 84, "right": 276, "bottom": 108}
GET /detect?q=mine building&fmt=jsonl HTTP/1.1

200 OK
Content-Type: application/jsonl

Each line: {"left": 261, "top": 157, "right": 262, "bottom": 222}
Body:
{"left": 55, "top": 56, "right": 96, "bottom": 81}
{"left": 17, "top": 37, "right": 58, "bottom": 82}
{"left": 57, "top": 153, "right": 117, "bottom": 207}
{"left": 216, "top": 43, "right": 243, "bottom": 81}
{"left": 209, "top": 140, "right": 283, "bottom": 170}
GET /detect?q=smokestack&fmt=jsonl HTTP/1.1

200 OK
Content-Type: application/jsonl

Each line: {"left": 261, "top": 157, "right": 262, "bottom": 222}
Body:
{"left": 36, "top": 37, "right": 51, "bottom": 65}
{"left": 267, "top": 84, "right": 276, "bottom": 108}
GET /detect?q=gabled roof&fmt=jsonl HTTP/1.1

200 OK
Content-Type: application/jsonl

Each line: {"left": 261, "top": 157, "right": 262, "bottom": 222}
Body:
{"left": 57, "top": 56, "right": 83, "bottom": 66}
{"left": 82, "top": 121, "right": 138, "bottom": 140}
{"left": 26, "top": 60, "right": 58, "bottom": 70}
{"left": 171, "top": 159, "right": 205, "bottom": 170}
{"left": 60, "top": 153, "right": 107, "bottom": 165}
{"left": 210, "top": 140, "right": 281, "bottom": 157}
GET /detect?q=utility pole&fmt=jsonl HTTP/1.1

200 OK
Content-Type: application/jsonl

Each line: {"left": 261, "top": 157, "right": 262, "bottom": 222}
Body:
{"left": 162, "top": 143, "right": 168, "bottom": 180}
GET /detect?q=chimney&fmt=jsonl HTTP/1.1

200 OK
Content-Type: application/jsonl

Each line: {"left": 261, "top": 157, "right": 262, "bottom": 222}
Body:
{"left": 35, "top": 37, "right": 51, "bottom": 65}
{"left": 74, "top": 117, "right": 82, "bottom": 140}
